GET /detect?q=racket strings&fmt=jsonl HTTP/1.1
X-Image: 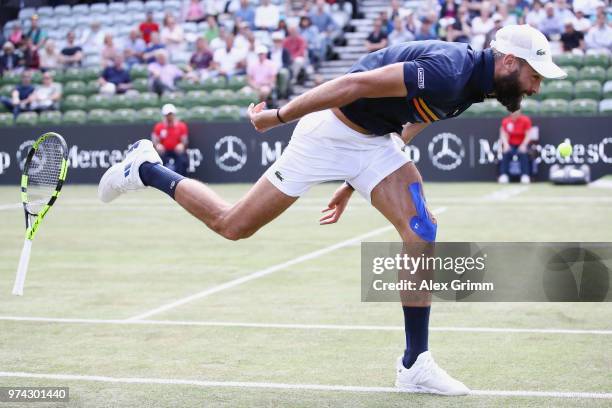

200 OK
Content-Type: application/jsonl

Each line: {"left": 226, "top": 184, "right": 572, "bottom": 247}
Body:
{"left": 25, "top": 137, "right": 64, "bottom": 214}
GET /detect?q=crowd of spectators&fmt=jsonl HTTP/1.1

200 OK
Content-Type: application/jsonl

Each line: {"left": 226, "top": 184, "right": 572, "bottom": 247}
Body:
{"left": 367, "top": 0, "right": 612, "bottom": 54}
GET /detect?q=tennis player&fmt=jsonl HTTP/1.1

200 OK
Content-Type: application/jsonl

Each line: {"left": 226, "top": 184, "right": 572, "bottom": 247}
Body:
{"left": 99, "top": 25, "right": 565, "bottom": 395}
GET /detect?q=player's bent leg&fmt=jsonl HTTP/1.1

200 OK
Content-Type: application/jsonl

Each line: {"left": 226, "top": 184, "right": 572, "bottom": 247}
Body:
{"left": 369, "top": 162, "right": 469, "bottom": 396}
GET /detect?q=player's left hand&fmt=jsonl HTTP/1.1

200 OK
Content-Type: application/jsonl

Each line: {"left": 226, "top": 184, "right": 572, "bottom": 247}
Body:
{"left": 320, "top": 184, "right": 354, "bottom": 225}
{"left": 247, "top": 102, "right": 280, "bottom": 133}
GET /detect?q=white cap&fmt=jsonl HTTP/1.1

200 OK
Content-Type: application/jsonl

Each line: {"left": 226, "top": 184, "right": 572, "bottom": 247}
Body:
{"left": 271, "top": 31, "right": 284, "bottom": 41}
{"left": 256, "top": 45, "right": 268, "bottom": 54}
{"left": 161, "top": 103, "right": 177, "bottom": 115}
{"left": 490, "top": 24, "right": 567, "bottom": 79}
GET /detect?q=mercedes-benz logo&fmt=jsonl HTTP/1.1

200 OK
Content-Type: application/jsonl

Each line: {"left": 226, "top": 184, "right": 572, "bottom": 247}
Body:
{"left": 428, "top": 132, "right": 465, "bottom": 171}
{"left": 215, "top": 135, "right": 247, "bottom": 172}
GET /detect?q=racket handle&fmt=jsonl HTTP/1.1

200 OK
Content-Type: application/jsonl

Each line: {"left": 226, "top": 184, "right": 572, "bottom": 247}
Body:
{"left": 12, "top": 238, "right": 32, "bottom": 296}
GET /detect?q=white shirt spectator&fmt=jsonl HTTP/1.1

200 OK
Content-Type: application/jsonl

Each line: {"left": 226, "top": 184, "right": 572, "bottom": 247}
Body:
{"left": 573, "top": 15, "right": 592, "bottom": 32}
{"left": 585, "top": 22, "right": 612, "bottom": 51}
{"left": 526, "top": 8, "right": 545, "bottom": 28}
{"left": 213, "top": 46, "right": 246, "bottom": 73}
{"left": 255, "top": 1, "right": 280, "bottom": 30}
{"left": 573, "top": 0, "right": 600, "bottom": 16}
{"left": 39, "top": 42, "right": 61, "bottom": 70}
{"left": 32, "top": 82, "right": 62, "bottom": 109}
{"left": 161, "top": 24, "right": 185, "bottom": 56}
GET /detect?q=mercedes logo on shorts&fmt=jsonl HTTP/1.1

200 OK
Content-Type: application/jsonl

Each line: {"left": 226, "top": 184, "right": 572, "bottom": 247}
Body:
{"left": 215, "top": 135, "right": 247, "bottom": 172}
{"left": 428, "top": 132, "right": 465, "bottom": 171}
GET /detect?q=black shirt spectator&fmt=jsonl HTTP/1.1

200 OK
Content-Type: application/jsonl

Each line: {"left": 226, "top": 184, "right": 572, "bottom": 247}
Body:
{"left": 366, "top": 18, "right": 388, "bottom": 53}
{"left": 560, "top": 22, "right": 584, "bottom": 52}
{"left": 60, "top": 31, "right": 83, "bottom": 67}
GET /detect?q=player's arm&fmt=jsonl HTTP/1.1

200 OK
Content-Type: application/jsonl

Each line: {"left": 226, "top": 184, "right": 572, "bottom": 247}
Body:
{"left": 248, "top": 62, "right": 407, "bottom": 132}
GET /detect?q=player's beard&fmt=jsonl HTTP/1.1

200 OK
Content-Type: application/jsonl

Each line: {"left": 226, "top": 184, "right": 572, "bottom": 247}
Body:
{"left": 493, "top": 68, "right": 523, "bottom": 113}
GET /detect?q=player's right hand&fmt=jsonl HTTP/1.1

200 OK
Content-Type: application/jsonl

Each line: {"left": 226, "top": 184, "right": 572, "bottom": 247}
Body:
{"left": 320, "top": 183, "right": 354, "bottom": 225}
{"left": 248, "top": 102, "right": 281, "bottom": 133}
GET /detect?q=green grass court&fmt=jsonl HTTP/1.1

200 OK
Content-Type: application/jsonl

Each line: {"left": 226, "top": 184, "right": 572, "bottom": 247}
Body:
{"left": 0, "top": 182, "right": 611, "bottom": 407}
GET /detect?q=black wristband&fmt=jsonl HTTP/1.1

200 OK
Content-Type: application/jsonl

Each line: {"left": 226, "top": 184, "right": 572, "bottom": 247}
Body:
{"left": 344, "top": 181, "right": 355, "bottom": 191}
{"left": 276, "top": 108, "right": 286, "bottom": 124}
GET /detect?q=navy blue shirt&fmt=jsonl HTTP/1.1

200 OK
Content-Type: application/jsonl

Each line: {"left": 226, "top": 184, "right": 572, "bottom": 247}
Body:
{"left": 340, "top": 41, "right": 495, "bottom": 135}
{"left": 16, "top": 84, "right": 35, "bottom": 101}
{"left": 102, "top": 66, "right": 131, "bottom": 86}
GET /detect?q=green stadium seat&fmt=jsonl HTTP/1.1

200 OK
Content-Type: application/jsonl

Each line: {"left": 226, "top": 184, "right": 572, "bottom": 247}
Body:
{"left": 185, "top": 90, "right": 208, "bottom": 107}
{"left": 579, "top": 66, "right": 606, "bottom": 82}
{"left": 553, "top": 53, "right": 583, "bottom": 68}
{"left": 15, "top": 112, "right": 38, "bottom": 126}
{"left": 212, "top": 105, "right": 241, "bottom": 121}
{"left": 479, "top": 100, "right": 506, "bottom": 117}
{"left": 38, "top": 110, "right": 62, "bottom": 125}
{"left": 569, "top": 99, "right": 599, "bottom": 116}
{"left": 63, "top": 81, "right": 87, "bottom": 97}
{"left": 208, "top": 89, "right": 234, "bottom": 106}
{"left": 130, "top": 65, "right": 149, "bottom": 79}
{"left": 539, "top": 99, "right": 569, "bottom": 116}
{"left": 603, "top": 81, "right": 612, "bottom": 99}
{"left": 607, "top": 67, "right": 612, "bottom": 81}
{"left": 82, "top": 67, "right": 100, "bottom": 82}
{"left": 161, "top": 91, "right": 186, "bottom": 108}
{"left": 0, "top": 84, "right": 13, "bottom": 97}
{"left": 63, "top": 67, "right": 84, "bottom": 82}
{"left": 227, "top": 75, "right": 247, "bottom": 91}
{"left": 30, "top": 71, "right": 42, "bottom": 84}
{"left": 233, "top": 88, "right": 258, "bottom": 106}
{"left": 113, "top": 94, "right": 131, "bottom": 109}
{"left": 520, "top": 99, "right": 540, "bottom": 116}
{"left": 136, "top": 107, "right": 160, "bottom": 123}
{"left": 62, "top": 110, "right": 87, "bottom": 124}
{"left": 583, "top": 53, "right": 609, "bottom": 68}
{"left": 0, "top": 112, "right": 13, "bottom": 126}
{"left": 132, "top": 78, "right": 149, "bottom": 93}
{"left": 560, "top": 66, "right": 579, "bottom": 82}
{"left": 87, "top": 94, "right": 113, "bottom": 110}
{"left": 574, "top": 80, "right": 602, "bottom": 100}
{"left": 62, "top": 94, "right": 87, "bottom": 112}
{"left": 88, "top": 109, "right": 114, "bottom": 124}
{"left": 114, "top": 108, "right": 138, "bottom": 123}
{"left": 0, "top": 71, "right": 21, "bottom": 85}
{"left": 84, "top": 81, "right": 99, "bottom": 96}
{"left": 188, "top": 106, "right": 214, "bottom": 121}
{"left": 599, "top": 99, "right": 612, "bottom": 115}
{"left": 202, "top": 76, "right": 226, "bottom": 91}
{"left": 179, "top": 80, "right": 205, "bottom": 92}
{"left": 131, "top": 92, "right": 158, "bottom": 109}
{"left": 540, "top": 80, "right": 573, "bottom": 100}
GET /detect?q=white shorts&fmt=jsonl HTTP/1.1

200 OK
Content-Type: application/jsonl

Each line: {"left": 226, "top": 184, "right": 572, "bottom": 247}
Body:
{"left": 264, "top": 109, "right": 410, "bottom": 203}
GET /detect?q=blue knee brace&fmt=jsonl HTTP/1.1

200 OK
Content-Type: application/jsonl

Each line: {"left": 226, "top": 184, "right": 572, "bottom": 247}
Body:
{"left": 408, "top": 182, "right": 437, "bottom": 242}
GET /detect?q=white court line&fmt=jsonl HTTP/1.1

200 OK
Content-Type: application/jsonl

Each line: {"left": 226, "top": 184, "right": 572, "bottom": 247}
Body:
{"left": 0, "top": 371, "right": 609, "bottom": 399}
{"left": 482, "top": 186, "right": 529, "bottom": 201}
{"left": 126, "top": 208, "right": 447, "bottom": 321}
{"left": 1, "top": 316, "right": 610, "bottom": 335}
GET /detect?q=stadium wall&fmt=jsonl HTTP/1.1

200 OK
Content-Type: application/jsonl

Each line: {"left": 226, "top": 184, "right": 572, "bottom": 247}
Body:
{"left": 0, "top": 117, "right": 611, "bottom": 184}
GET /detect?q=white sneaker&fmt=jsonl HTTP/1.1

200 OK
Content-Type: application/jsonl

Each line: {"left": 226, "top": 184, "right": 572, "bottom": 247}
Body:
{"left": 520, "top": 175, "right": 531, "bottom": 184}
{"left": 98, "top": 139, "right": 162, "bottom": 203}
{"left": 395, "top": 352, "right": 470, "bottom": 396}
{"left": 497, "top": 174, "right": 509, "bottom": 184}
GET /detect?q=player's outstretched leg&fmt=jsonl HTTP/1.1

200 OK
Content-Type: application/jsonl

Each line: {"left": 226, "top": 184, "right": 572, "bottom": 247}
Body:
{"left": 370, "top": 162, "right": 469, "bottom": 396}
{"left": 98, "top": 139, "right": 298, "bottom": 240}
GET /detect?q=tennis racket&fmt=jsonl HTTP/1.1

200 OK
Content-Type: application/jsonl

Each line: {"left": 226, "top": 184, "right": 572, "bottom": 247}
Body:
{"left": 12, "top": 132, "right": 68, "bottom": 296}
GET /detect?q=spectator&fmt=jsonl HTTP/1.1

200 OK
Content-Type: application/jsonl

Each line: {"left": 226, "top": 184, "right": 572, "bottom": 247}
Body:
{"left": 101, "top": 34, "right": 121, "bottom": 67}
{"left": 212, "top": 33, "right": 247, "bottom": 78}
{"left": 124, "top": 29, "right": 147, "bottom": 69}
{"left": 152, "top": 103, "right": 189, "bottom": 176}
{"left": 60, "top": 31, "right": 83, "bottom": 68}
{"left": 573, "top": 9, "right": 592, "bottom": 33}
{"left": 31, "top": 71, "right": 61, "bottom": 112}
{"left": 148, "top": 49, "right": 183, "bottom": 95}
{"left": 235, "top": 0, "right": 256, "bottom": 29}
{"left": 204, "top": 15, "right": 220, "bottom": 43}
{"left": 585, "top": 12, "right": 612, "bottom": 51}
{"left": 446, "top": 6, "right": 471, "bottom": 42}
{"left": 526, "top": 1, "right": 545, "bottom": 28}
{"left": 471, "top": 2, "right": 494, "bottom": 49}
{"left": 0, "top": 41, "right": 20, "bottom": 75}
{"left": 39, "top": 40, "right": 60, "bottom": 71}
{"left": 20, "top": 37, "right": 40, "bottom": 70}
{"left": 498, "top": 110, "right": 532, "bottom": 184}
{"left": 183, "top": 0, "right": 206, "bottom": 23}
{"left": 270, "top": 31, "right": 292, "bottom": 98}
{"left": 574, "top": 0, "right": 599, "bottom": 17}
{"left": 26, "top": 15, "right": 47, "bottom": 47}
{"left": 497, "top": 3, "right": 518, "bottom": 26}
{"left": 299, "top": 16, "right": 323, "bottom": 68}
{"left": 560, "top": 20, "right": 585, "bottom": 52}
{"left": 309, "top": 0, "right": 339, "bottom": 52}
{"left": 0, "top": 71, "right": 35, "bottom": 119}
{"left": 439, "top": 0, "right": 459, "bottom": 19}
{"left": 140, "top": 12, "right": 160, "bottom": 44}
{"left": 389, "top": 17, "right": 415, "bottom": 45}
{"left": 80, "top": 21, "right": 105, "bottom": 53}
{"left": 255, "top": 0, "right": 280, "bottom": 31}
{"left": 99, "top": 55, "right": 132, "bottom": 95}
{"left": 9, "top": 24, "right": 23, "bottom": 47}
{"left": 283, "top": 25, "right": 309, "bottom": 83}
{"left": 143, "top": 32, "right": 166, "bottom": 64}
{"left": 484, "top": 14, "right": 504, "bottom": 49}
{"left": 539, "top": 2, "right": 563, "bottom": 39}
{"left": 234, "top": 22, "right": 252, "bottom": 52}
{"left": 247, "top": 45, "right": 277, "bottom": 103}
{"left": 414, "top": 17, "right": 437, "bottom": 40}
{"left": 554, "top": 0, "right": 575, "bottom": 23}
{"left": 366, "top": 18, "right": 388, "bottom": 52}
{"left": 187, "top": 37, "right": 214, "bottom": 80}
{"left": 210, "top": 25, "right": 229, "bottom": 51}
{"left": 161, "top": 14, "right": 185, "bottom": 57}
{"left": 389, "top": 0, "right": 410, "bottom": 20}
